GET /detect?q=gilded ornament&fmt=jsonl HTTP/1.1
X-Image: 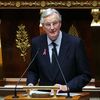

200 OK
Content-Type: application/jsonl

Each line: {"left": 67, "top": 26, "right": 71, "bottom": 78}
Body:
{"left": 0, "top": 1, "right": 100, "bottom": 10}
{"left": 80, "top": 2, "right": 84, "bottom": 6}
{"left": 68, "top": 24, "right": 79, "bottom": 37}
{"left": 16, "top": 1, "right": 20, "bottom": 7}
{"left": 54, "top": 2, "right": 58, "bottom": 6}
{"left": 41, "top": 1, "right": 46, "bottom": 7}
{"left": 29, "top": 2, "right": 33, "bottom": 6}
{"left": 4, "top": 3, "right": 7, "bottom": 6}
{"left": 16, "top": 24, "right": 30, "bottom": 62}
{"left": 92, "top": 1, "right": 98, "bottom": 7}
{"left": 62, "top": 2, "right": 66, "bottom": 6}
{"left": 66, "top": 1, "right": 71, "bottom": 7}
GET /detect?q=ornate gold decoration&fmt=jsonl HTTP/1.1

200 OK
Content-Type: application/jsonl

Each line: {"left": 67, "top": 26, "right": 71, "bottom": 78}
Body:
{"left": 91, "top": 9, "right": 100, "bottom": 22}
{"left": 66, "top": 1, "right": 71, "bottom": 7}
{"left": 41, "top": 1, "right": 46, "bottom": 7}
{"left": 0, "top": 1, "right": 100, "bottom": 9}
{"left": 16, "top": 24, "right": 30, "bottom": 62}
{"left": 92, "top": 1, "right": 98, "bottom": 7}
{"left": 16, "top": 1, "right": 20, "bottom": 7}
{"left": 91, "top": 9, "right": 100, "bottom": 26}
{"left": 68, "top": 24, "right": 79, "bottom": 37}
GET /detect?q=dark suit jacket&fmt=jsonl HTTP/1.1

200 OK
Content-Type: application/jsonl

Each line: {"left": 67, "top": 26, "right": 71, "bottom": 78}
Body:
{"left": 27, "top": 32, "right": 91, "bottom": 92}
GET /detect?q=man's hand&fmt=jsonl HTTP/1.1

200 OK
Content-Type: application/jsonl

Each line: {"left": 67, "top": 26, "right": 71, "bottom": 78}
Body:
{"left": 54, "top": 84, "right": 69, "bottom": 93}
{"left": 28, "top": 83, "right": 34, "bottom": 86}
{"left": 27, "top": 83, "right": 38, "bottom": 95}
{"left": 50, "top": 84, "right": 69, "bottom": 95}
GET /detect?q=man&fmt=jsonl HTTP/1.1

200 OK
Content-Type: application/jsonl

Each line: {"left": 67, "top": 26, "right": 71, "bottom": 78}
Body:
{"left": 27, "top": 8, "right": 91, "bottom": 92}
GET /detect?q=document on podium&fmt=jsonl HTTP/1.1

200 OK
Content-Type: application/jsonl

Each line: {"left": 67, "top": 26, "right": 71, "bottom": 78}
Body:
{"left": 29, "top": 90, "right": 81, "bottom": 97}
{"left": 4, "top": 85, "right": 23, "bottom": 88}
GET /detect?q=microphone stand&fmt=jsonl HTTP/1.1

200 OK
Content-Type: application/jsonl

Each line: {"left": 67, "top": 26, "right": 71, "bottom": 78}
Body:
{"left": 12, "top": 48, "right": 39, "bottom": 98}
{"left": 53, "top": 51, "right": 72, "bottom": 98}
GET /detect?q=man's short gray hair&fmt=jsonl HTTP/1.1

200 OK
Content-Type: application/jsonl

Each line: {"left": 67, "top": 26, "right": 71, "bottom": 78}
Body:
{"left": 40, "top": 8, "right": 62, "bottom": 24}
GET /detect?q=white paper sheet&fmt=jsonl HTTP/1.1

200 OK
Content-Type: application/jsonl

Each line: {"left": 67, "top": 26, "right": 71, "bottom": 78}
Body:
{"left": 83, "top": 85, "right": 96, "bottom": 89}
{"left": 56, "top": 92, "right": 81, "bottom": 96}
{"left": 29, "top": 90, "right": 81, "bottom": 97}
{"left": 4, "top": 85, "right": 23, "bottom": 88}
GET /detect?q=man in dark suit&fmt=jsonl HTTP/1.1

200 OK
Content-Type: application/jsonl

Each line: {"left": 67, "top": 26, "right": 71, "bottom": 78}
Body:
{"left": 27, "top": 8, "right": 91, "bottom": 92}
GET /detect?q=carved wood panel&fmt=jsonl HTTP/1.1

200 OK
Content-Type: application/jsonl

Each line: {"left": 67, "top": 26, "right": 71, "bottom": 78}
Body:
{"left": 0, "top": 0, "right": 100, "bottom": 86}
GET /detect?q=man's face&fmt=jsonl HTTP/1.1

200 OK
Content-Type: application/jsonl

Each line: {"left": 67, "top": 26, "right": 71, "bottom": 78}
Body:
{"left": 42, "top": 13, "right": 61, "bottom": 41}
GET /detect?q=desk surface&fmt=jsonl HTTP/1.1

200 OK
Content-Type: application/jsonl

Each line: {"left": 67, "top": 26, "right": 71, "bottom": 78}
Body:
{"left": 83, "top": 85, "right": 100, "bottom": 92}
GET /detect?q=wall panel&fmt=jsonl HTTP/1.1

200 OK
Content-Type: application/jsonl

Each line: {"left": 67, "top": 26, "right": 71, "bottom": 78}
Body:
{"left": 0, "top": 8, "right": 100, "bottom": 86}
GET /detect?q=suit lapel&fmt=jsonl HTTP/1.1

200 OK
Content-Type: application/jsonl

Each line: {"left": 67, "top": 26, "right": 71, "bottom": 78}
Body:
{"left": 40, "top": 33, "right": 70, "bottom": 82}
{"left": 41, "top": 35, "right": 50, "bottom": 64}
{"left": 40, "top": 35, "right": 56, "bottom": 81}
{"left": 54, "top": 33, "right": 70, "bottom": 79}
{"left": 58, "top": 37, "right": 70, "bottom": 66}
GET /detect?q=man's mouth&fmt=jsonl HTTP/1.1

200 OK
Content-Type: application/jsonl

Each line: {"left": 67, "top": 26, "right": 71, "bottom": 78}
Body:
{"left": 50, "top": 31, "right": 55, "bottom": 34}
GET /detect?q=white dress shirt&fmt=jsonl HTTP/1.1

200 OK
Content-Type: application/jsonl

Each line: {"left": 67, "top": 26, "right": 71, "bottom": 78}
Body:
{"left": 47, "top": 31, "right": 62, "bottom": 63}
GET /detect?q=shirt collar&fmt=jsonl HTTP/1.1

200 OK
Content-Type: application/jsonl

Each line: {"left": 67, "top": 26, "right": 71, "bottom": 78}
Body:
{"left": 47, "top": 31, "right": 62, "bottom": 46}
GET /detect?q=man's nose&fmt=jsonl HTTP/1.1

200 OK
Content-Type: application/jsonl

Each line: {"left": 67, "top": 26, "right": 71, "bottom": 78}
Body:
{"left": 50, "top": 23, "right": 54, "bottom": 29}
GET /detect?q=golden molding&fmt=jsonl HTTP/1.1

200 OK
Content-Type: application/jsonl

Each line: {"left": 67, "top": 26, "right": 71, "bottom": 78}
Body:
{"left": 0, "top": 0, "right": 100, "bottom": 8}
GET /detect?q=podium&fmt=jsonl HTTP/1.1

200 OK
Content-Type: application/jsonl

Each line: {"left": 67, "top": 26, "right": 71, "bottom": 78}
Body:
{"left": 4, "top": 92, "right": 89, "bottom": 100}
{"left": 2, "top": 86, "right": 89, "bottom": 100}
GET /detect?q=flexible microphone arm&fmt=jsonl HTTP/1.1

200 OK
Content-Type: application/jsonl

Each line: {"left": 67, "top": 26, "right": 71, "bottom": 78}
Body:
{"left": 12, "top": 48, "right": 40, "bottom": 98}
{"left": 53, "top": 51, "right": 71, "bottom": 98}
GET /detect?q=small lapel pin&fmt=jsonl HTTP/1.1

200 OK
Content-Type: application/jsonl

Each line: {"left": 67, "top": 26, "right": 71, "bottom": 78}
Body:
{"left": 43, "top": 49, "right": 47, "bottom": 55}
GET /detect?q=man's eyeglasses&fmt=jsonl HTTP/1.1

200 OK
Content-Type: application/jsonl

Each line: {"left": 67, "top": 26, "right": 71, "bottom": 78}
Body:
{"left": 43, "top": 21, "right": 60, "bottom": 28}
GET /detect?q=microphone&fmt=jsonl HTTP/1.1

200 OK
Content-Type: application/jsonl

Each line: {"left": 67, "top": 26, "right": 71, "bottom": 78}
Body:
{"left": 52, "top": 50, "right": 72, "bottom": 98}
{"left": 12, "top": 48, "right": 40, "bottom": 98}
